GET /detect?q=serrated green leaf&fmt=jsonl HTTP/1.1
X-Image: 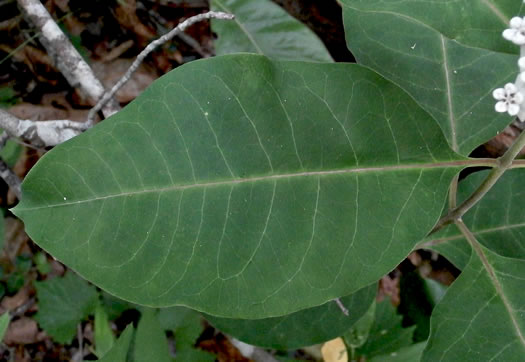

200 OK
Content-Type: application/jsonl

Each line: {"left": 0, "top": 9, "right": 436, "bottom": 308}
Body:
{"left": 341, "top": 0, "right": 518, "bottom": 155}
{"left": 99, "top": 324, "right": 133, "bottom": 362}
{"left": 34, "top": 272, "right": 98, "bottom": 344}
{"left": 424, "top": 244, "right": 525, "bottom": 359}
{"left": 0, "top": 313, "right": 10, "bottom": 342}
{"left": 211, "top": 0, "right": 332, "bottom": 62}
{"left": 13, "top": 54, "right": 465, "bottom": 318}
{"left": 95, "top": 304, "right": 115, "bottom": 358}
{"left": 356, "top": 300, "right": 415, "bottom": 360}
{"left": 421, "top": 169, "right": 525, "bottom": 268}
{"left": 134, "top": 308, "right": 171, "bottom": 362}
{"left": 205, "top": 284, "right": 376, "bottom": 349}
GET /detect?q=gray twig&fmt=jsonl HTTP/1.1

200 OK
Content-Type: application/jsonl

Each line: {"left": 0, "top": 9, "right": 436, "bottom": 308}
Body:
{"left": 0, "top": 158, "right": 21, "bottom": 199}
{"left": 334, "top": 298, "right": 349, "bottom": 316}
{"left": 0, "top": 130, "right": 21, "bottom": 199}
{"left": 17, "top": 0, "right": 120, "bottom": 118}
{"left": 86, "top": 10, "right": 234, "bottom": 127}
{"left": 0, "top": 109, "right": 83, "bottom": 147}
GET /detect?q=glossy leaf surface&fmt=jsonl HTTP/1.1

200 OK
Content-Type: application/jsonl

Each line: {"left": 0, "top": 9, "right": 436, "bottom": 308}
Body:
{"left": 205, "top": 284, "right": 376, "bottom": 349}
{"left": 211, "top": 0, "right": 333, "bottom": 61}
{"left": 14, "top": 54, "right": 464, "bottom": 318}
{"left": 341, "top": 0, "right": 518, "bottom": 155}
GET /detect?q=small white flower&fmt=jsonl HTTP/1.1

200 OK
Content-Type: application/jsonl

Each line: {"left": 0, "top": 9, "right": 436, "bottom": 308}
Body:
{"left": 493, "top": 83, "right": 524, "bottom": 116}
{"left": 519, "top": 57, "right": 525, "bottom": 70}
{"left": 503, "top": 17, "right": 525, "bottom": 45}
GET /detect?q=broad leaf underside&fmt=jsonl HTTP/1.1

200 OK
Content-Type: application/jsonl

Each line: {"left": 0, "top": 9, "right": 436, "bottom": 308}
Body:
{"left": 421, "top": 170, "right": 525, "bottom": 358}
{"left": 424, "top": 244, "right": 525, "bottom": 360}
{"left": 14, "top": 55, "right": 463, "bottom": 318}
{"left": 341, "top": 0, "right": 519, "bottom": 155}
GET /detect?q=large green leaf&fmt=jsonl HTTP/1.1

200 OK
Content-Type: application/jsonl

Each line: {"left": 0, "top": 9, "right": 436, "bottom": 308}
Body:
{"left": 341, "top": 0, "right": 519, "bottom": 155}
{"left": 419, "top": 170, "right": 525, "bottom": 359}
{"left": 13, "top": 54, "right": 464, "bottom": 318}
{"left": 421, "top": 169, "right": 525, "bottom": 269}
{"left": 205, "top": 284, "right": 376, "bottom": 349}
{"left": 424, "top": 243, "right": 525, "bottom": 359}
{"left": 211, "top": 0, "right": 333, "bottom": 62}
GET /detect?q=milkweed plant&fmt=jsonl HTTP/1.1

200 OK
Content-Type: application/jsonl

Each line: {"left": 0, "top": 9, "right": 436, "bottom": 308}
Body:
{"left": 9, "top": 0, "right": 525, "bottom": 361}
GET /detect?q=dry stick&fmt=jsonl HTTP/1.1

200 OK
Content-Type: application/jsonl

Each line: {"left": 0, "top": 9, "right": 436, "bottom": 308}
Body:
{"left": 334, "top": 298, "right": 349, "bottom": 316}
{"left": 0, "top": 109, "right": 85, "bottom": 147}
{"left": 430, "top": 128, "right": 525, "bottom": 235}
{"left": 86, "top": 11, "right": 235, "bottom": 128}
{"left": 17, "top": 0, "right": 120, "bottom": 118}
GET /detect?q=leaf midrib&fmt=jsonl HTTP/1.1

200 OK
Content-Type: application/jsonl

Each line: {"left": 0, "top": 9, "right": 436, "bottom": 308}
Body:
{"left": 19, "top": 160, "right": 468, "bottom": 211}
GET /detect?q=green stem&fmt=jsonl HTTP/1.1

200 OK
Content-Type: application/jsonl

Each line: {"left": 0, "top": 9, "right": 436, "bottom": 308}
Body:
{"left": 430, "top": 127, "right": 525, "bottom": 235}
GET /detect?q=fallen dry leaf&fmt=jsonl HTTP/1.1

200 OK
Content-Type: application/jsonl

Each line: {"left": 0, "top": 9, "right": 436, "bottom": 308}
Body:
{"left": 321, "top": 338, "right": 348, "bottom": 362}
{"left": 0, "top": 285, "right": 31, "bottom": 313}
{"left": 4, "top": 317, "right": 40, "bottom": 345}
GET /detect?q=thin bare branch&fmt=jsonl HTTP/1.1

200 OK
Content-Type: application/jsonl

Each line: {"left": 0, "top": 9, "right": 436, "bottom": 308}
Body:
{"left": 86, "top": 10, "right": 235, "bottom": 127}
{"left": 0, "top": 109, "right": 83, "bottom": 147}
{"left": 0, "top": 158, "right": 21, "bottom": 199}
{"left": 17, "top": 0, "right": 120, "bottom": 118}
{"left": 334, "top": 298, "right": 349, "bottom": 316}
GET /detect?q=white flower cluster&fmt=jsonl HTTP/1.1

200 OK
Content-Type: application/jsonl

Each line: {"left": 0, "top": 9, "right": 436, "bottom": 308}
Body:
{"left": 493, "top": 16, "right": 525, "bottom": 121}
